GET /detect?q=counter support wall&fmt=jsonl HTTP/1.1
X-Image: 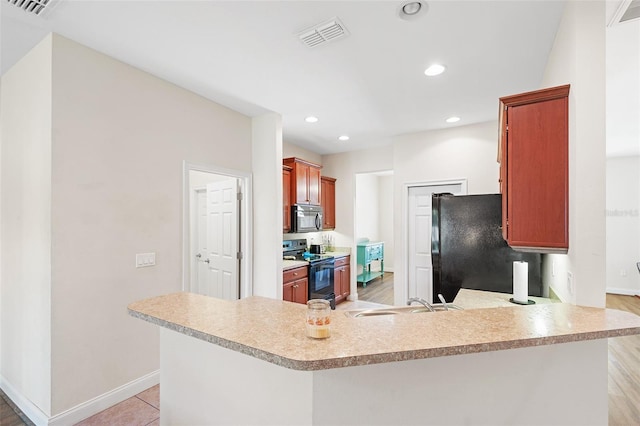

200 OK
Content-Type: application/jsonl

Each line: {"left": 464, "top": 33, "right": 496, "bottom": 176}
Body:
{"left": 160, "top": 328, "right": 607, "bottom": 425}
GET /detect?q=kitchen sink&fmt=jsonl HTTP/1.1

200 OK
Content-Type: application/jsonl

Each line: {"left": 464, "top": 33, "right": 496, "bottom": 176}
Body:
{"left": 344, "top": 303, "right": 463, "bottom": 318}
{"left": 349, "top": 310, "right": 401, "bottom": 318}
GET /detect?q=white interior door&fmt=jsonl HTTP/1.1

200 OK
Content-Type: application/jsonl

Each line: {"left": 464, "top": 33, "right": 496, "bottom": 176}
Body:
{"left": 194, "top": 189, "right": 208, "bottom": 294}
{"left": 408, "top": 183, "right": 465, "bottom": 303}
{"left": 205, "top": 179, "right": 239, "bottom": 300}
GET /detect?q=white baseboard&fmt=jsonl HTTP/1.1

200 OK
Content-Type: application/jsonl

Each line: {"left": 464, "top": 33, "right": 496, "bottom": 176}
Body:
{"left": 49, "top": 370, "right": 159, "bottom": 426}
{"left": 1, "top": 370, "right": 159, "bottom": 426}
{"left": 606, "top": 287, "right": 640, "bottom": 296}
{"left": 0, "top": 375, "right": 49, "bottom": 426}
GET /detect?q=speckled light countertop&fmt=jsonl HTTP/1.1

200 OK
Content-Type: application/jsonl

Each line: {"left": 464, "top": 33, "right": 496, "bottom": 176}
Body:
{"left": 453, "top": 288, "right": 557, "bottom": 309}
{"left": 128, "top": 293, "right": 640, "bottom": 371}
{"left": 327, "top": 250, "right": 350, "bottom": 259}
{"left": 282, "top": 259, "right": 308, "bottom": 270}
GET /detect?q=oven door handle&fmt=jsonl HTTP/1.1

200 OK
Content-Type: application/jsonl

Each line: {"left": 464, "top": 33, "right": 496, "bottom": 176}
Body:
{"left": 315, "top": 213, "right": 321, "bottom": 230}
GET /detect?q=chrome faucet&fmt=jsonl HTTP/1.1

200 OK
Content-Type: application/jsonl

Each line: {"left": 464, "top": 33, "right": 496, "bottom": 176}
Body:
{"left": 406, "top": 297, "right": 435, "bottom": 312}
{"left": 437, "top": 294, "right": 449, "bottom": 311}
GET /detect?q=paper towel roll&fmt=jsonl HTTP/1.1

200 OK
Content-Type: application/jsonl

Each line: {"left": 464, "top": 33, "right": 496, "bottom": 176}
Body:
{"left": 513, "top": 261, "right": 529, "bottom": 303}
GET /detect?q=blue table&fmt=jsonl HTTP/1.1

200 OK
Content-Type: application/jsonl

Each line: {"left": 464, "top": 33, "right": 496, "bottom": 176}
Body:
{"left": 357, "top": 241, "right": 384, "bottom": 287}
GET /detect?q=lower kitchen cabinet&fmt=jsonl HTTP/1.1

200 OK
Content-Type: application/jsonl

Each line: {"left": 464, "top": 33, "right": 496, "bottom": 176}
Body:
{"left": 334, "top": 255, "right": 350, "bottom": 305}
{"left": 283, "top": 266, "right": 308, "bottom": 304}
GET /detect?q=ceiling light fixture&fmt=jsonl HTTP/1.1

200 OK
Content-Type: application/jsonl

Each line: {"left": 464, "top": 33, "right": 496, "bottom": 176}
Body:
{"left": 305, "top": 116, "right": 319, "bottom": 123}
{"left": 402, "top": 2, "right": 422, "bottom": 15}
{"left": 446, "top": 116, "right": 461, "bottom": 123}
{"left": 397, "top": 1, "right": 428, "bottom": 21}
{"left": 424, "top": 64, "right": 446, "bottom": 76}
{"left": 338, "top": 135, "right": 350, "bottom": 141}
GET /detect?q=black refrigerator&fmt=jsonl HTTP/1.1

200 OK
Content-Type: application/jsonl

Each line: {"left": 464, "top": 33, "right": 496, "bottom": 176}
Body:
{"left": 432, "top": 193, "right": 542, "bottom": 302}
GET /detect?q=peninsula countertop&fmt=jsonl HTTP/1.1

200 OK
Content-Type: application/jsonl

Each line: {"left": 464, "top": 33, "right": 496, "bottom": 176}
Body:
{"left": 128, "top": 293, "right": 640, "bottom": 371}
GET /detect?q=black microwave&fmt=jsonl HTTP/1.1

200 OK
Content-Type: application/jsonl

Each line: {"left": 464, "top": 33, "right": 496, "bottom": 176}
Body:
{"left": 291, "top": 204, "right": 323, "bottom": 233}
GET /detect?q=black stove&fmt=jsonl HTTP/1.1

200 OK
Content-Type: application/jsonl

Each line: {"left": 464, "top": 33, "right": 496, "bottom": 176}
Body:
{"left": 283, "top": 239, "right": 336, "bottom": 308}
{"left": 283, "top": 239, "right": 334, "bottom": 264}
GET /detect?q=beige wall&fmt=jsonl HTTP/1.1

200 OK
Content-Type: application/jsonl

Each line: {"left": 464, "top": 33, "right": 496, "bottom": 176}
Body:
{"left": 378, "top": 175, "right": 395, "bottom": 272}
{"left": 392, "top": 121, "right": 500, "bottom": 194}
{"left": 2, "top": 33, "right": 253, "bottom": 417}
{"left": 252, "top": 113, "right": 283, "bottom": 299}
{"left": 606, "top": 155, "right": 640, "bottom": 294}
{"left": 392, "top": 121, "right": 500, "bottom": 304}
{"left": 189, "top": 170, "right": 233, "bottom": 189}
{"left": 50, "top": 34, "right": 252, "bottom": 414}
{"left": 542, "top": 1, "right": 606, "bottom": 307}
{"left": 0, "top": 33, "right": 53, "bottom": 416}
{"left": 355, "top": 173, "right": 380, "bottom": 242}
{"left": 283, "top": 142, "right": 322, "bottom": 165}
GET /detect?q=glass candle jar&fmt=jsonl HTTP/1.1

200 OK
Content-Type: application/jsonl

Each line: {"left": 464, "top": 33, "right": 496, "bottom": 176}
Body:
{"left": 306, "top": 299, "right": 331, "bottom": 339}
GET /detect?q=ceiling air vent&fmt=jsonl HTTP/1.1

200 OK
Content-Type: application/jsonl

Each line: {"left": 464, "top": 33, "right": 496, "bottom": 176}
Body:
{"left": 609, "top": 0, "right": 640, "bottom": 26}
{"left": 297, "top": 17, "right": 349, "bottom": 48}
{"left": 6, "top": 0, "right": 60, "bottom": 17}
{"left": 621, "top": 0, "right": 640, "bottom": 22}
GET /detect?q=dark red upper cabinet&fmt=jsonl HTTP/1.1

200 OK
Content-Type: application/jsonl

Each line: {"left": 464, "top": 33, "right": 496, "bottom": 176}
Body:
{"left": 498, "top": 85, "right": 570, "bottom": 254}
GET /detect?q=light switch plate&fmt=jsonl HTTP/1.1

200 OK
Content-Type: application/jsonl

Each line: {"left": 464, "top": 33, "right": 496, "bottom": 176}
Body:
{"left": 136, "top": 252, "right": 156, "bottom": 268}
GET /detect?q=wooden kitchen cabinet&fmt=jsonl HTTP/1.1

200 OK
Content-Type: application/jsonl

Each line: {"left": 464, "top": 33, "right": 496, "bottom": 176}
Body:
{"left": 498, "top": 84, "right": 570, "bottom": 253}
{"left": 283, "top": 165, "right": 292, "bottom": 233}
{"left": 283, "top": 157, "right": 321, "bottom": 206}
{"left": 334, "top": 255, "right": 350, "bottom": 304}
{"left": 283, "top": 266, "right": 308, "bottom": 304}
{"left": 320, "top": 176, "right": 336, "bottom": 230}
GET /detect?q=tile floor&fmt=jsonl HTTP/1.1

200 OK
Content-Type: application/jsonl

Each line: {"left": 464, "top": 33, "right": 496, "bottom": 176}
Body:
{"left": 74, "top": 385, "right": 159, "bottom": 426}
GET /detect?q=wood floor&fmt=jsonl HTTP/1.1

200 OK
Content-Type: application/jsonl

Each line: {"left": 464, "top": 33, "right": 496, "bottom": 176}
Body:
{"left": 357, "top": 271, "right": 394, "bottom": 305}
{"left": 0, "top": 389, "right": 32, "bottom": 426}
{"left": 607, "top": 293, "right": 640, "bottom": 426}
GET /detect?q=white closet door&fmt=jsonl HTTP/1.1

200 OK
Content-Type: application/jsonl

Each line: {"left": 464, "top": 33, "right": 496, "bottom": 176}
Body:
{"left": 408, "top": 183, "right": 465, "bottom": 303}
{"left": 205, "top": 179, "right": 239, "bottom": 300}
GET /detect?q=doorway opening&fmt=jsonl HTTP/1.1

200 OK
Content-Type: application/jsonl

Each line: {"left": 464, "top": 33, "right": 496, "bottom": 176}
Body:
{"left": 182, "top": 162, "right": 252, "bottom": 300}
{"left": 354, "top": 170, "right": 394, "bottom": 305}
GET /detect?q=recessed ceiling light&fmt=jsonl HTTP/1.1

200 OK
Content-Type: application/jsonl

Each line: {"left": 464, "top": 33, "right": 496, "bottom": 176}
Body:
{"left": 338, "top": 135, "right": 350, "bottom": 141}
{"left": 446, "top": 116, "right": 461, "bottom": 123}
{"left": 397, "top": 1, "right": 428, "bottom": 21}
{"left": 305, "top": 116, "right": 319, "bottom": 123}
{"left": 424, "top": 64, "right": 446, "bottom": 77}
{"left": 402, "top": 2, "right": 422, "bottom": 15}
